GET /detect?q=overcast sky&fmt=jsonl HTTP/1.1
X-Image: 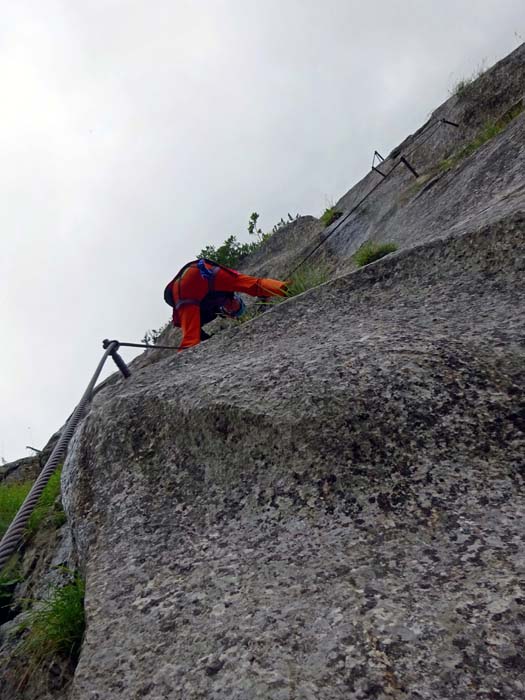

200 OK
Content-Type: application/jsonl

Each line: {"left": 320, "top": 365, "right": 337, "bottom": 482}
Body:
{"left": 1, "top": 1, "right": 524, "bottom": 462}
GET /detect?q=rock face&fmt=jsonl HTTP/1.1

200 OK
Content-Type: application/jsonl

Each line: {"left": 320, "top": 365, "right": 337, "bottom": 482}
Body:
{"left": 244, "top": 43, "right": 525, "bottom": 280}
{"left": 0, "top": 431, "right": 60, "bottom": 484}
{"left": 62, "top": 213, "right": 525, "bottom": 699}
{"left": 2, "top": 44, "right": 525, "bottom": 700}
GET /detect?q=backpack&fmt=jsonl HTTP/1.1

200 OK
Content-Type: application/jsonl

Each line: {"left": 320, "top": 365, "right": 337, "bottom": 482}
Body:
{"left": 163, "top": 259, "right": 238, "bottom": 327}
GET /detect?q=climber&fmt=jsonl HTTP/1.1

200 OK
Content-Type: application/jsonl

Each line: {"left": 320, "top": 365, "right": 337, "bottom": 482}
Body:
{"left": 164, "top": 258, "right": 288, "bottom": 350}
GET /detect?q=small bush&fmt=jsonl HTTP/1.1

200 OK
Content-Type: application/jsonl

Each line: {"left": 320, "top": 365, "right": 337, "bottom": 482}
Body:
{"left": 353, "top": 242, "right": 398, "bottom": 267}
{"left": 197, "top": 212, "right": 300, "bottom": 270}
{"left": 197, "top": 212, "right": 271, "bottom": 268}
{"left": 19, "top": 571, "right": 85, "bottom": 664}
{"left": 320, "top": 207, "right": 343, "bottom": 228}
{"left": 198, "top": 234, "right": 259, "bottom": 268}
{"left": 248, "top": 212, "right": 274, "bottom": 244}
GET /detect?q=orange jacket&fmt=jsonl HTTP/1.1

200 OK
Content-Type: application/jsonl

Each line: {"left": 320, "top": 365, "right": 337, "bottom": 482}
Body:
{"left": 164, "top": 260, "right": 287, "bottom": 349}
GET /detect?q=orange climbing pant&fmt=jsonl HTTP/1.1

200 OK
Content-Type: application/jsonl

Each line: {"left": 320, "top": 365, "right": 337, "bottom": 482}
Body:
{"left": 172, "top": 262, "right": 287, "bottom": 350}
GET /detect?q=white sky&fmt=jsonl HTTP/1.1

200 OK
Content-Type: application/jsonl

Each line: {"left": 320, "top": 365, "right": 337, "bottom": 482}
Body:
{"left": 1, "top": 1, "right": 524, "bottom": 462}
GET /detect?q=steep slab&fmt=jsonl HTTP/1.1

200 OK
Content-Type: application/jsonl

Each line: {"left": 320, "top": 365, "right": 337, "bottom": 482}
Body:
{"left": 63, "top": 216, "right": 525, "bottom": 699}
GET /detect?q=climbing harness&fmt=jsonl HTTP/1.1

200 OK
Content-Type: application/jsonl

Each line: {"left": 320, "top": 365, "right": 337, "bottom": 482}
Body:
{"left": 164, "top": 258, "right": 237, "bottom": 307}
{"left": 164, "top": 258, "right": 240, "bottom": 328}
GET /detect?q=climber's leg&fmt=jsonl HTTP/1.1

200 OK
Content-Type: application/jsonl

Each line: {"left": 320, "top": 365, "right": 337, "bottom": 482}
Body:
{"left": 177, "top": 304, "right": 203, "bottom": 350}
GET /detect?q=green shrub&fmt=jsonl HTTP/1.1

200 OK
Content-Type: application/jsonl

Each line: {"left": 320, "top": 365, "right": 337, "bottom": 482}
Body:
{"left": 197, "top": 212, "right": 300, "bottom": 270}
{"left": 320, "top": 206, "right": 343, "bottom": 228}
{"left": 353, "top": 241, "right": 398, "bottom": 267}
{"left": 197, "top": 212, "right": 270, "bottom": 268}
{"left": 248, "top": 211, "right": 273, "bottom": 244}
{"left": 198, "top": 234, "right": 259, "bottom": 268}
{"left": 258, "top": 262, "right": 331, "bottom": 305}
{"left": 19, "top": 571, "right": 85, "bottom": 664}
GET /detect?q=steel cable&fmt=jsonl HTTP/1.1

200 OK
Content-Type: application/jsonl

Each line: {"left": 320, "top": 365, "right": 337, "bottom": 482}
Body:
{"left": 0, "top": 117, "right": 462, "bottom": 571}
{"left": 0, "top": 341, "right": 119, "bottom": 571}
{"left": 288, "top": 118, "right": 459, "bottom": 277}
{"left": 288, "top": 159, "right": 403, "bottom": 276}
{"left": 404, "top": 119, "right": 444, "bottom": 159}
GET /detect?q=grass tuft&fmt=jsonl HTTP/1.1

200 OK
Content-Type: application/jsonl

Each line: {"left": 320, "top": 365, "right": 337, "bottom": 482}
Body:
{"left": 0, "top": 467, "right": 65, "bottom": 541}
{"left": 439, "top": 102, "right": 524, "bottom": 174}
{"left": 27, "top": 469, "right": 64, "bottom": 534}
{"left": 0, "top": 482, "right": 31, "bottom": 538}
{"left": 320, "top": 207, "right": 343, "bottom": 228}
{"left": 18, "top": 571, "right": 85, "bottom": 665}
{"left": 442, "top": 121, "right": 501, "bottom": 169}
{"left": 451, "top": 62, "right": 487, "bottom": 97}
{"left": 237, "top": 263, "right": 331, "bottom": 323}
{"left": 353, "top": 241, "right": 398, "bottom": 267}
{"left": 285, "top": 263, "right": 331, "bottom": 297}
{"left": 0, "top": 555, "right": 22, "bottom": 619}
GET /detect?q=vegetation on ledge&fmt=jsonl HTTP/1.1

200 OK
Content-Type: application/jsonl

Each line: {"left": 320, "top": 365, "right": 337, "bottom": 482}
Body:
{"left": 353, "top": 241, "right": 398, "bottom": 267}
{"left": 320, "top": 206, "right": 343, "bottom": 228}
{"left": 18, "top": 570, "right": 85, "bottom": 668}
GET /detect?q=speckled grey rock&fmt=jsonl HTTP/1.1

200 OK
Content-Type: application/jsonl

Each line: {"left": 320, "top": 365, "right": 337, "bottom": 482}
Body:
{"left": 241, "top": 215, "right": 329, "bottom": 279}
{"left": 3, "top": 44, "right": 525, "bottom": 700}
{"left": 327, "top": 44, "right": 525, "bottom": 269}
{"left": 239, "top": 44, "right": 525, "bottom": 281}
{"left": 0, "top": 525, "right": 75, "bottom": 700}
{"left": 0, "top": 430, "right": 61, "bottom": 484}
{"left": 0, "top": 454, "right": 41, "bottom": 484}
{"left": 62, "top": 214, "right": 525, "bottom": 700}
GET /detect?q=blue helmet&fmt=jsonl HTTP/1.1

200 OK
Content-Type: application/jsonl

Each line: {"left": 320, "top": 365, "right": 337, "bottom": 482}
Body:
{"left": 220, "top": 293, "right": 246, "bottom": 319}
